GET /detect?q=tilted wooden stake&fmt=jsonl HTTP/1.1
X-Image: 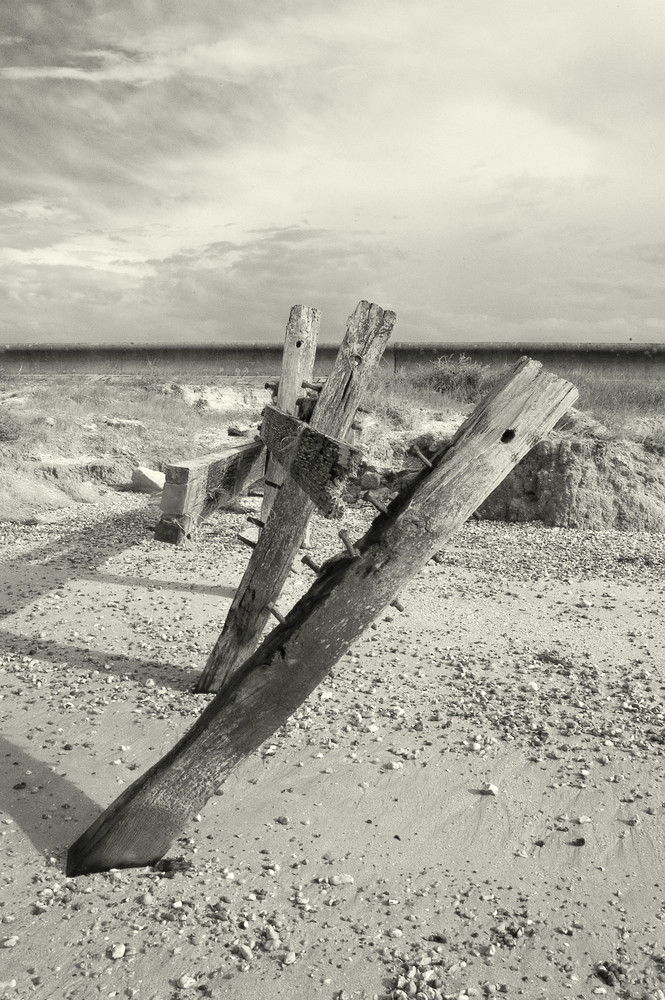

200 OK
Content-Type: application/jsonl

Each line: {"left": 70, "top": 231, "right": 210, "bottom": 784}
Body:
{"left": 194, "top": 300, "right": 396, "bottom": 694}
{"left": 260, "top": 305, "right": 319, "bottom": 526}
{"left": 67, "top": 357, "right": 577, "bottom": 875}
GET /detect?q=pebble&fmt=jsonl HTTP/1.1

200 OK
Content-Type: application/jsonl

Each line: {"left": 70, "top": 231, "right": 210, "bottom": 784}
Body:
{"left": 1, "top": 936, "right": 18, "bottom": 948}
{"left": 177, "top": 974, "right": 197, "bottom": 989}
{"left": 109, "top": 943, "right": 126, "bottom": 959}
{"left": 283, "top": 951, "right": 297, "bottom": 964}
{"left": 481, "top": 784, "right": 499, "bottom": 796}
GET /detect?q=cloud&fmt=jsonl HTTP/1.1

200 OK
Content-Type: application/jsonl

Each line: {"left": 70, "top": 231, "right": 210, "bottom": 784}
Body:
{"left": 0, "top": 1, "right": 664, "bottom": 344}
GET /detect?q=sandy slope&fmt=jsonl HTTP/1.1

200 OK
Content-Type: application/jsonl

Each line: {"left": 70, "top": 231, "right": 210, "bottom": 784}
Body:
{"left": 1, "top": 494, "right": 665, "bottom": 1000}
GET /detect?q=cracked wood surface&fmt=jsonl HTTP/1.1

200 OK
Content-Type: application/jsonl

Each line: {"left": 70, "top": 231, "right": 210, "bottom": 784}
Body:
{"left": 194, "top": 300, "right": 397, "bottom": 694}
{"left": 153, "top": 442, "right": 266, "bottom": 545}
{"left": 67, "top": 356, "right": 578, "bottom": 875}
{"left": 259, "top": 406, "right": 363, "bottom": 518}
{"left": 260, "top": 305, "right": 319, "bottom": 527}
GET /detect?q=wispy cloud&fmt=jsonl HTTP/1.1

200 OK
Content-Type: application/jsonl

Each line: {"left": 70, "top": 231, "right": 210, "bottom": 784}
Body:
{"left": 1, "top": 0, "right": 664, "bottom": 343}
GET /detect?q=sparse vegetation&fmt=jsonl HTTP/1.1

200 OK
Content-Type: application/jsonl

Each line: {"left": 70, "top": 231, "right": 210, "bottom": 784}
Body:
{"left": 366, "top": 356, "right": 665, "bottom": 447}
{"left": 0, "top": 408, "right": 23, "bottom": 442}
{"left": 0, "top": 377, "right": 250, "bottom": 469}
{"left": 408, "top": 352, "right": 507, "bottom": 403}
{"left": 0, "top": 358, "right": 663, "bottom": 523}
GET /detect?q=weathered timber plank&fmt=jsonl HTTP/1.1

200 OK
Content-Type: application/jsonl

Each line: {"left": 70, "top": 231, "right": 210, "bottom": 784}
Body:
{"left": 194, "top": 300, "right": 396, "bottom": 694}
{"left": 261, "top": 306, "right": 319, "bottom": 526}
{"left": 153, "top": 441, "right": 265, "bottom": 544}
{"left": 259, "top": 406, "right": 363, "bottom": 518}
{"left": 66, "top": 356, "right": 577, "bottom": 875}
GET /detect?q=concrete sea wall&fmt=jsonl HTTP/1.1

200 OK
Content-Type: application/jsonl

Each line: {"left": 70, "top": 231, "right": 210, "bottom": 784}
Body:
{"left": 1, "top": 342, "right": 664, "bottom": 379}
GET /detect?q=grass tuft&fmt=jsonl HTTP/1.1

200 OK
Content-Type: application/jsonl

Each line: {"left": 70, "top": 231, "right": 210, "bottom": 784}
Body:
{"left": 408, "top": 353, "right": 507, "bottom": 404}
{"left": 0, "top": 409, "right": 23, "bottom": 442}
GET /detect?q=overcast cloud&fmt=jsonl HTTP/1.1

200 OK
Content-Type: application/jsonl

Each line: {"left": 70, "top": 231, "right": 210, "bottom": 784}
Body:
{"left": 1, "top": 1, "right": 664, "bottom": 344}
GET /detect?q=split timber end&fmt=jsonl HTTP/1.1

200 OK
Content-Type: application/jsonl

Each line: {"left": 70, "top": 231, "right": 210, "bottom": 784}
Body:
{"left": 153, "top": 441, "right": 265, "bottom": 544}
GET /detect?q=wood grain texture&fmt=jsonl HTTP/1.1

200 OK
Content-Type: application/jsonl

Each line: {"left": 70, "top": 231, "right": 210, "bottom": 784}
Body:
{"left": 153, "top": 441, "right": 265, "bottom": 544}
{"left": 66, "top": 356, "right": 577, "bottom": 875}
{"left": 261, "top": 306, "right": 319, "bottom": 525}
{"left": 195, "top": 300, "right": 396, "bottom": 694}
{"left": 259, "top": 406, "right": 363, "bottom": 518}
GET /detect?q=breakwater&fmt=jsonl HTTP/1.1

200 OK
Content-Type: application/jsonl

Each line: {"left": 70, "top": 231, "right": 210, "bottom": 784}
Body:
{"left": 1, "top": 342, "right": 664, "bottom": 379}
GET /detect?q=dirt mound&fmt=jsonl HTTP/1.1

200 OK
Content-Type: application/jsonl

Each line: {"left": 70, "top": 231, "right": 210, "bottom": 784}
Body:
{"left": 477, "top": 413, "right": 665, "bottom": 531}
{"left": 0, "top": 457, "right": 133, "bottom": 522}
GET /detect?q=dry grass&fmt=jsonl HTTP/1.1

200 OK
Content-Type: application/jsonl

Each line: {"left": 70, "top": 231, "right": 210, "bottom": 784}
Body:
{"left": 1, "top": 360, "right": 663, "bottom": 499}
{"left": 365, "top": 357, "right": 665, "bottom": 449}
{"left": 0, "top": 376, "right": 250, "bottom": 473}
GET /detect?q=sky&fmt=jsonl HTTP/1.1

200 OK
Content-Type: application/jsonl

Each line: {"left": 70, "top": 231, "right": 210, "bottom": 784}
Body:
{"left": 1, "top": 1, "right": 665, "bottom": 346}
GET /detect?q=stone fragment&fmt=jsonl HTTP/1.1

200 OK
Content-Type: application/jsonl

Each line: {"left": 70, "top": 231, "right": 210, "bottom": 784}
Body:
{"left": 177, "top": 974, "right": 197, "bottom": 989}
{"left": 105, "top": 416, "right": 145, "bottom": 428}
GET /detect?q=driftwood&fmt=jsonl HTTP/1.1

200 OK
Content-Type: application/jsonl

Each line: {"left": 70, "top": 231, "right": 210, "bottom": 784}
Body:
{"left": 66, "top": 356, "right": 578, "bottom": 875}
{"left": 153, "top": 442, "right": 265, "bottom": 545}
{"left": 194, "top": 300, "right": 397, "bottom": 694}
{"left": 259, "top": 406, "right": 363, "bottom": 518}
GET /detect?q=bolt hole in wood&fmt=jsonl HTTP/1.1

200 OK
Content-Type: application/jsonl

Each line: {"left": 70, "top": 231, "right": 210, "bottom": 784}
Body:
{"left": 296, "top": 340, "right": 303, "bottom": 348}
{"left": 501, "top": 428, "right": 516, "bottom": 443}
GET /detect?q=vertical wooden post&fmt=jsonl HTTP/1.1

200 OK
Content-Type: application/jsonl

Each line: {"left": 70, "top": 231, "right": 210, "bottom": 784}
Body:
{"left": 194, "top": 300, "right": 397, "bottom": 694}
{"left": 261, "top": 306, "right": 319, "bottom": 526}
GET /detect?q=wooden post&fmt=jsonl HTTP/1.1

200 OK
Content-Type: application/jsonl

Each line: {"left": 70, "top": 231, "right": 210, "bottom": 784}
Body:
{"left": 194, "top": 300, "right": 397, "bottom": 695}
{"left": 261, "top": 306, "right": 319, "bottom": 526}
{"left": 67, "top": 357, "right": 577, "bottom": 875}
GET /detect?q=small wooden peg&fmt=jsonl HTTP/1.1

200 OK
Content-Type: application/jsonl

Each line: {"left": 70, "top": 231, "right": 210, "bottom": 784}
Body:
{"left": 264, "top": 480, "right": 282, "bottom": 490}
{"left": 390, "top": 598, "right": 405, "bottom": 612}
{"left": 410, "top": 445, "right": 433, "bottom": 469}
{"left": 267, "top": 604, "right": 286, "bottom": 625}
{"left": 339, "top": 530, "right": 359, "bottom": 558}
{"left": 364, "top": 491, "right": 388, "bottom": 515}
{"left": 237, "top": 534, "right": 256, "bottom": 549}
{"left": 301, "top": 380, "right": 324, "bottom": 392}
{"left": 247, "top": 516, "right": 265, "bottom": 529}
{"left": 301, "top": 554, "right": 322, "bottom": 574}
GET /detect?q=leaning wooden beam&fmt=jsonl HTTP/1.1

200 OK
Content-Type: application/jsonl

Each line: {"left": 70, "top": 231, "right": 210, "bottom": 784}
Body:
{"left": 153, "top": 441, "right": 265, "bottom": 545}
{"left": 66, "top": 357, "right": 577, "bottom": 875}
{"left": 261, "top": 305, "right": 319, "bottom": 527}
{"left": 194, "top": 300, "right": 396, "bottom": 694}
{"left": 259, "top": 406, "right": 363, "bottom": 518}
